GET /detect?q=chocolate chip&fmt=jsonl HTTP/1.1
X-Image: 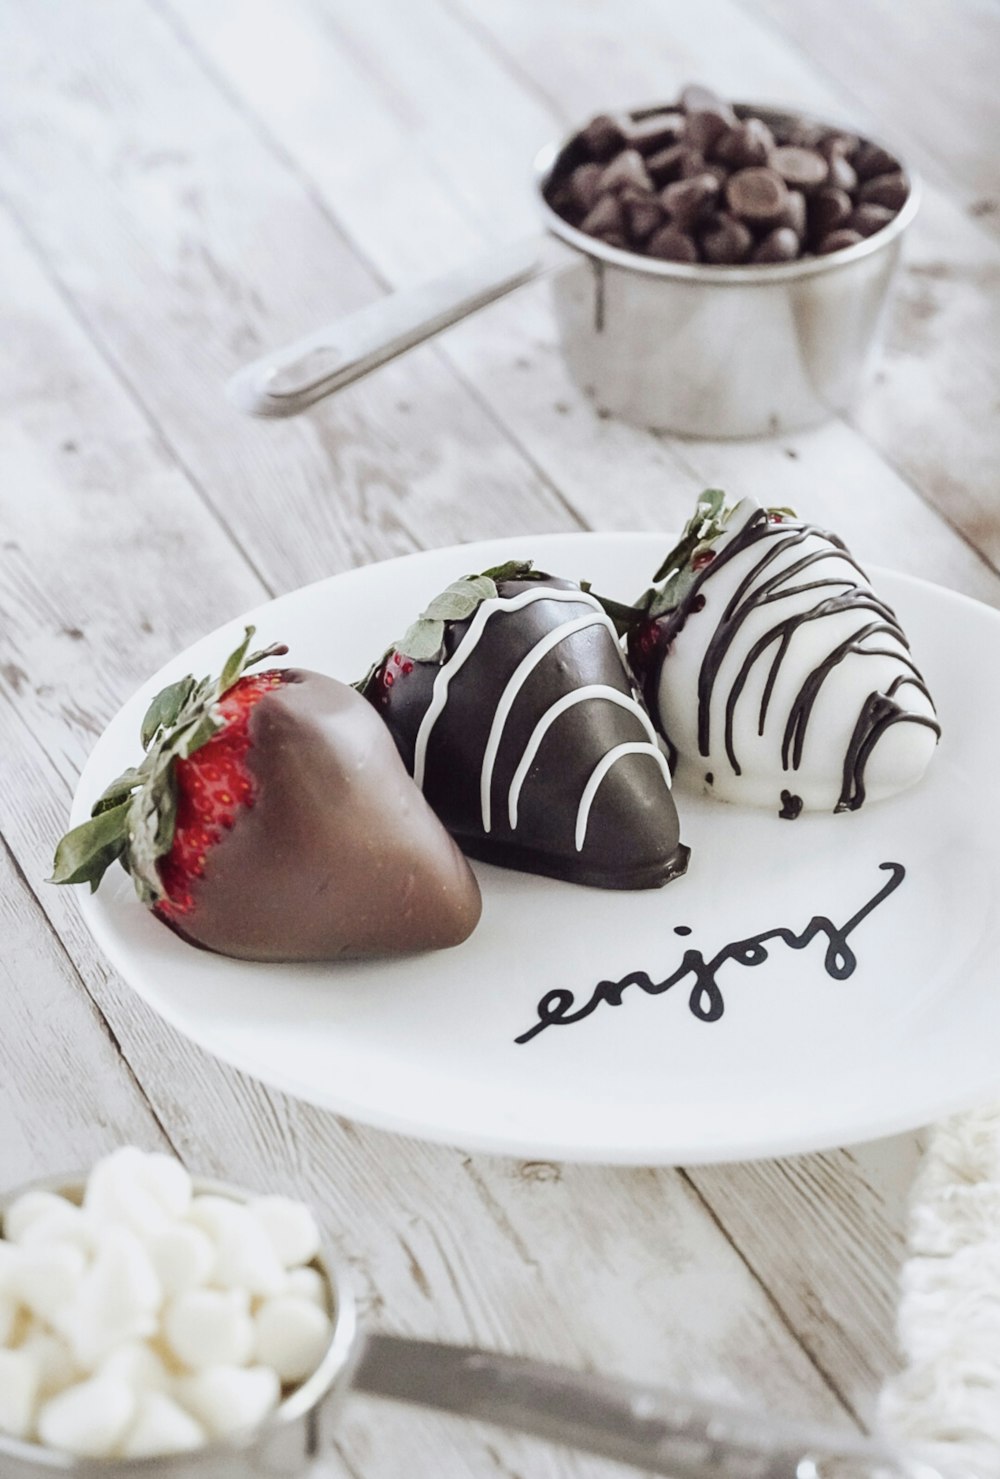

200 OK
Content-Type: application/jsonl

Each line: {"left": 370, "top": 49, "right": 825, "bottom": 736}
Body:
{"left": 778, "top": 189, "right": 808, "bottom": 239}
{"left": 858, "top": 171, "right": 909, "bottom": 211}
{"left": 600, "top": 148, "right": 654, "bottom": 194}
{"left": 580, "top": 113, "right": 628, "bottom": 162}
{"left": 819, "top": 131, "right": 860, "bottom": 161}
{"left": 680, "top": 84, "right": 737, "bottom": 124}
{"left": 661, "top": 173, "right": 720, "bottom": 228}
{"left": 677, "top": 149, "right": 711, "bottom": 179}
{"left": 581, "top": 194, "right": 625, "bottom": 238}
{"left": 846, "top": 202, "right": 897, "bottom": 237}
{"left": 713, "top": 118, "right": 775, "bottom": 169}
{"left": 646, "top": 224, "right": 699, "bottom": 261}
{"left": 751, "top": 227, "right": 800, "bottom": 263}
{"left": 623, "top": 193, "right": 665, "bottom": 242}
{"left": 627, "top": 111, "right": 686, "bottom": 155}
{"left": 827, "top": 153, "right": 858, "bottom": 193}
{"left": 852, "top": 142, "right": 901, "bottom": 181}
{"left": 808, "top": 187, "right": 853, "bottom": 239}
{"left": 815, "top": 228, "right": 865, "bottom": 254}
{"left": 686, "top": 108, "right": 731, "bottom": 153}
{"left": 569, "top": 162, "right": 604, "bottom": 213}
{"left": 725, "top": 166, "right": 789, "bottom": 223}
{"left": 547, "top": 185, "right": 581, "bottom": 225}
{"left": 645, "top": 142, "right": 691, "bottom": 186}
{"left": 770, "top": 145, "right": 829, "bottom": 192}
{"left": 700, "top": 212, "right": 754, "bottom": 264}
{"left": 773, "top": 118, "right": 826, "bottom": 149}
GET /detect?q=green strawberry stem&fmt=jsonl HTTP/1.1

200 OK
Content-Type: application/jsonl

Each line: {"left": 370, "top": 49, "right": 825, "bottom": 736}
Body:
{"left": 50, "top": 626, "right": 287, "bottom": 902}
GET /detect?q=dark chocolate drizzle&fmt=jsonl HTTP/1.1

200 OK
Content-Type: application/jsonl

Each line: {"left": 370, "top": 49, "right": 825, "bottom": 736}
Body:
{"left": 646, "top": 509, "right": 940, "bottom": 809}
{"left": 514, "top": 860, "right": 905, "bottom": 1044}
{"left": 779, "top": 790, "right": 803, "bottom": 820}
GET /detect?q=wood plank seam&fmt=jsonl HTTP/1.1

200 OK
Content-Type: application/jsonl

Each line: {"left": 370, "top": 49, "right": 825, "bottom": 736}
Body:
{"left": 677, "top": 1166, "right": 864, "bottom": 1428}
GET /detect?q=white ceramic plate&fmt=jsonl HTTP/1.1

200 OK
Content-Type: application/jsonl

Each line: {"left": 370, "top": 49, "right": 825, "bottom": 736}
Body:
{"left": 74, "top": 534, "right": 1000, "bottom": 1165}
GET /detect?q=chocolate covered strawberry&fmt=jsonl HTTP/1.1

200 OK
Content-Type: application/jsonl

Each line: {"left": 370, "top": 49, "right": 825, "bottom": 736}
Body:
{"left": 360, "top": 564, "right": 689, "bottom": 890}
{"left": 52, "top": 628, "right": 481, "bottom": 960}
{"left": 625, "top": 490, "right": 941, "bottom": 815}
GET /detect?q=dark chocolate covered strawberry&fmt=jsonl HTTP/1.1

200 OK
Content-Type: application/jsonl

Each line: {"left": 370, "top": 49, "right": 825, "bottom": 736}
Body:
{"left": 360, "top": 564, "right": 689, "bottom": 889}
{"left": 52, "top": 628, "right": 481, "bottom": 960}
{"left": 625, "top": 490, "right": 941, "bottom": 815}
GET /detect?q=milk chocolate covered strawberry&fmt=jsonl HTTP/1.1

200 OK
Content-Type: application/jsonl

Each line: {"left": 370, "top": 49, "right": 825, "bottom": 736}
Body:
{"left": 52, "top": 629, "right": 481, "bottom": 960}
{"left": 361, "top": 564, "right": 689, "bottom": 889}
{"left": 626, "top": 491, "right": 941, "bottom": 816}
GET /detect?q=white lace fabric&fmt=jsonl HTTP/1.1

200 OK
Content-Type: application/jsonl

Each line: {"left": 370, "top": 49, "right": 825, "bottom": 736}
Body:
{"left": 880, "top": 1106, "right": 1000, "bottom": 1479}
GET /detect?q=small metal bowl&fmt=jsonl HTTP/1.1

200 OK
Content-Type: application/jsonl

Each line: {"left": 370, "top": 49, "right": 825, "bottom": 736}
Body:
{"left": 535, "top": 103, "right": 920, "bottom": 439}
{"left": 0, "top": 1176, "right": 357, "bottom": 1479}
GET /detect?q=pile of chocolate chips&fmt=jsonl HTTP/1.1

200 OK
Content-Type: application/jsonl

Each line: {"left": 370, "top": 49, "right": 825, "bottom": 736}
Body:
{"left": 545, "top": 84, "right": 909, "bottom": 265}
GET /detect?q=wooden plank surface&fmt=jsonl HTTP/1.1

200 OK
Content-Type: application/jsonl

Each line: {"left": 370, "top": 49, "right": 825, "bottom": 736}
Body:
{"left": 0, "top": 0, "right": 997, "bottom": 1472}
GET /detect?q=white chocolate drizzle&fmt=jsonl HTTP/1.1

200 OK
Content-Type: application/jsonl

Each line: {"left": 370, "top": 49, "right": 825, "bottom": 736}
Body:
{"left": 412, "top": 586, "right": 669, "bottom": 848}
{"left": 412, "top": 587, "right": 602, "bottom": 793}
{"left": 575, "top": 743, "right": 673, "bottom": 852}
{"left": 508, "top": 686, "right": 664, "bottom": 830}
{"left": 480, "top": 608, "right": 621, "bottom": 832}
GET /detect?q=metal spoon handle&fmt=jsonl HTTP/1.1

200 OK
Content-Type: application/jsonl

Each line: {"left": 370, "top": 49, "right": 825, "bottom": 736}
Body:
{"left": 351, "top": 1333, "right": 909, "bottom": 1479}
{"left": 226, "top": 233, "right": 568, "bottom": 418}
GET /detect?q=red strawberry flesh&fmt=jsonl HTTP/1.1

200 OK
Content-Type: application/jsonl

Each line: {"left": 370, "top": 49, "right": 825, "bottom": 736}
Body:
{"left": 156, "top": 670, "right": 287, "bottom": 919}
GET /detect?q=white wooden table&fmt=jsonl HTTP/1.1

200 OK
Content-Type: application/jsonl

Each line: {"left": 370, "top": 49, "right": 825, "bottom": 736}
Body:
{"left": 1, "top": 1, "right": 997, "bottom": 1473}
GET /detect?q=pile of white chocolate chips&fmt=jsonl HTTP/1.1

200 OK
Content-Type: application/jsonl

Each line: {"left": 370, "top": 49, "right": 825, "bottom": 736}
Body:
{"left": 0, "top": 1148, "right": 333, "bottom": 1458}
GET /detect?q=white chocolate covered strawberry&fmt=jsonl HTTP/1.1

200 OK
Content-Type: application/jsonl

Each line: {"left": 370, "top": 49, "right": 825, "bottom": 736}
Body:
{"left": 627, "top": 492, "right": 940, "bottom": 816}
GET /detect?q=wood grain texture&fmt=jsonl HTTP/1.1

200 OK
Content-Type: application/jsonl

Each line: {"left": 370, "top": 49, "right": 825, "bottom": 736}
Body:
{"left": 0, "top": 0, "right": 580, "bottom": 600}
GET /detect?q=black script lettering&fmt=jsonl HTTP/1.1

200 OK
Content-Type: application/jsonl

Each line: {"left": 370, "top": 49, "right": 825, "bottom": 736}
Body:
{"left": 514, "top": 861, "right": 905, "bottom": 1045}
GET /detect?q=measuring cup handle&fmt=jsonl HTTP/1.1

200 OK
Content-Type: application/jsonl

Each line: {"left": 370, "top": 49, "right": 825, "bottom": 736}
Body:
{"left": 226, "top": 233, "right": 571, "bottom": 418}
{"left": 349, "top": 1333, "right": 912, "bottom": 1479}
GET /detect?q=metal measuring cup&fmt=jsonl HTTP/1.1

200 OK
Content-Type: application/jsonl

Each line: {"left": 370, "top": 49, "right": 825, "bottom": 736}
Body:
{"left": 227, "top": 103, "right": 918, "bottom": 439}
{"left": 0, "top": 1173, "right": 930, "bottom": 1479}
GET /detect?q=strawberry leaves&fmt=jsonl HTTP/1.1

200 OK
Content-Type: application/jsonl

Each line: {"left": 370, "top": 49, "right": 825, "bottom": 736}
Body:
{"left": 51, "top": 625, "right": 288, "bottom": 901}
{"left": 636, "top": 490, "right": 796, "bottom": 618}
{"left": 399, "top": 574, "right": 498, "bottom": 661}
{"left": 395, "top": 563, "right": 539, "bottom": 664}
{"left": 51, "top": 801, "right": 131, "bottom": 891}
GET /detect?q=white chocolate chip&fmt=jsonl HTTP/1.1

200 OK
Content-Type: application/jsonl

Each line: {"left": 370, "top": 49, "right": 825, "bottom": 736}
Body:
{"left": 18, "top": 1202, "right": 97, "bottom": 1258}
{"left": 0, "top": 1292, "right": 18, "bottom": 1346}
{"left": 163, "top": 1288, "right": 254, "bottom": 1370}
{"left": 13, "top": 1244, "right": 87, "bottom": 1324}
{"left": 18, "top": 1327, "right": 81, "bottom": 1400}
{"left": 253, "top": 1296, "right": 332, "bottom": 1385}
{"left": 37, "top": 1376, "right": 135, "bottom": 1458}
{"left": 187, "top": 1196, "right": 284, "bottom": 1297}
{"left": 174, "top": 1364, "right": 280, "bottom": 1438}
{"left": 0, "top": 1349, "right": 41, "bottom": 1439}
{"left": 121, "top": 1392, "right": 205, "bottom": 1457}
{"left": 148, "top": 1223, "right": 215, "bottom": 1298}
{"left": 251, "top": 1196, "right": 322, "bottom": 1269}
{"left": 3, "top": 1191, "right": 73, "bottom": 1245}
{"left": 56, "top": 1227, "right": 162, "bottom": 1368}
{"left": 98, "top": 1340, "right": 170, "bottom": 1394}
{"left": 283, "top": 1265, "right": 330, "bottom": 1311}
{"left": 84, "top": 1148, "right": 191, "bottom": 1237}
